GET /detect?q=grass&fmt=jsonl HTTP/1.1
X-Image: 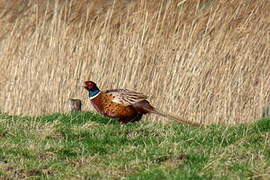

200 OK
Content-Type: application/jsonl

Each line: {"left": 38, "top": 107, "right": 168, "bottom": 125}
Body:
{"left": 0, "top": 0, "right": 269, "bottom": 125}
{"left": 0, "top": 112, "right": 269, "bottom": 179}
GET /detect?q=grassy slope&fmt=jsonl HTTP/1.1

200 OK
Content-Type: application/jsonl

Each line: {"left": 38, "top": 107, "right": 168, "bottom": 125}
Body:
{"left": 0, "top": 113, "right": 269, "bottom": 179}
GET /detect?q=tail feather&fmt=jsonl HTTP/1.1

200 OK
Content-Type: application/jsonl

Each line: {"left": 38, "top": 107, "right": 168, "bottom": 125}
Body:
{"left": 151, "top": 109, "right": 203, "bottom": 127}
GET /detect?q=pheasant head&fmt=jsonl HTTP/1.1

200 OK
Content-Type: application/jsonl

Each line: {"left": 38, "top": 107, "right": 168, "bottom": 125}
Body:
{"left": 84, "top": 81, "right": 100, "bottom": 99}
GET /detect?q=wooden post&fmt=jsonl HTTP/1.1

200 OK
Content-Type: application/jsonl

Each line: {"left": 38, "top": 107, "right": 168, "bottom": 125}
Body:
{"left": 69, "top": 99, "right": 82, "bottom": 112}
{"left": 262, "top": 104, "right": 270, "bottom": 118}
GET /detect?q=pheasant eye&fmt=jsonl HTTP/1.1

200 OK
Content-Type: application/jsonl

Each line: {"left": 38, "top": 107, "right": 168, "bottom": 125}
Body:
{"left": 85, "top": 81, "right": 93, "bottom": 88}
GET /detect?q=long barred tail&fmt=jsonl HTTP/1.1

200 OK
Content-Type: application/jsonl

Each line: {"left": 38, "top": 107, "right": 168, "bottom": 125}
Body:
{"left": 135, "top": 100, "right": 203, "bottom": 127}
{"left": 151, "top": 108, "right": 203, "bottom": 127}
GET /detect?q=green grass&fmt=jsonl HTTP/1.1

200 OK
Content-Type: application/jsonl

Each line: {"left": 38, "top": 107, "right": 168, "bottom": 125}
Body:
{"left": 0, "top": 112, "right": 269, "bottom": 179}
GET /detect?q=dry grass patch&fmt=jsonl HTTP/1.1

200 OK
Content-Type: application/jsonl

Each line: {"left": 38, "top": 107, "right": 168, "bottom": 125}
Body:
{"left": 0, "top": 1, "right": 269, "bottom": 125}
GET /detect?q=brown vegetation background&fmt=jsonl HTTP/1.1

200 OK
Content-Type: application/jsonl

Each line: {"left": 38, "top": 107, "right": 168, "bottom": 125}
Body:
{"left": 0, "top": 0, "right": 269, "bottom": 125}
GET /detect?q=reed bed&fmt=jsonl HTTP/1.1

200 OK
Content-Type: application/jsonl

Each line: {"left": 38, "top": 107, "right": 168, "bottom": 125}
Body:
{"left": 0, "top": 0, "right": 269, "bottom": 125}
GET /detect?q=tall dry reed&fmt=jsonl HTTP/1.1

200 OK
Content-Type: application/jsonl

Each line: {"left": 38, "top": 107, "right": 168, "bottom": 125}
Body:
{"left": 0, "top": 0, "right": 269, "bottom": 125}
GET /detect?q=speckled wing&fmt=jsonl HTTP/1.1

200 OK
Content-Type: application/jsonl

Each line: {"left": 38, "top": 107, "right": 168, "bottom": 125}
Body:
{"left": 104, "top": 89, "right": 148, "bottom": 106}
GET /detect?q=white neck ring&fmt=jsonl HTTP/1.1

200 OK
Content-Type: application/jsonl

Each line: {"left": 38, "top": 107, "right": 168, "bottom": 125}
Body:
{"left": 89, "top": 92, "right": 101, "bottom": 100}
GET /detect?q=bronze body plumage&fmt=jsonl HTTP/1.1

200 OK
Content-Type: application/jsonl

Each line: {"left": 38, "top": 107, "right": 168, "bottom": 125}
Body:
{"left": 84, "top": 81, "right": 202, "bottom": 126}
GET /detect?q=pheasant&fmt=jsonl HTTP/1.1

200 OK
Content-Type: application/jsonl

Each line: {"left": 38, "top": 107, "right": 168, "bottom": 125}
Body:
{"left": 83, "top": 81, "right": 202, "bottom": 127}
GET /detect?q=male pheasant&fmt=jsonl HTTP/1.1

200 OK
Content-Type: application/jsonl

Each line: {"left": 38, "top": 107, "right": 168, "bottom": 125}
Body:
{"left": 84, "top": 81, "right": 202, "bottom": 126}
